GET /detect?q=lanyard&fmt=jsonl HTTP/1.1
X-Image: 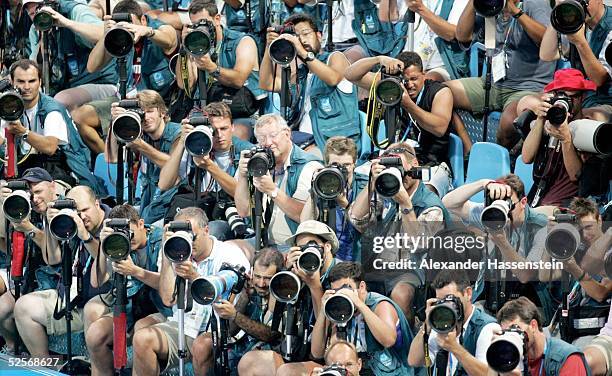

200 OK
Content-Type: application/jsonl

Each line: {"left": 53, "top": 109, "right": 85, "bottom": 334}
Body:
{"left": 538, "top": 341, "right": 547, "bottom": 376}
{"left": 403, "top": 87, "right": 425, "bottom": 141}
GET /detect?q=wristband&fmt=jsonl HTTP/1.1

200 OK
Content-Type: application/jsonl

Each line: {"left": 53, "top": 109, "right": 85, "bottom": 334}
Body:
{"left": 577, "top": 270, "right": 587, "bottom": 281}
{"left": 513, "top": 10, "right": 524, "bottom": 19}
{"left": 83, "top": 233, "right": 95, "bottom": 244}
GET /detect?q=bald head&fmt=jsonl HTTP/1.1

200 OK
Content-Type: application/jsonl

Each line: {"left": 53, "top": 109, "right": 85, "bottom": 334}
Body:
{"left": 67, "top": 185, "right": 104, "bottom": 233}
{"left": 67, "top": 185, "right": 97, "bottom": 205}
{"left": 324, "top": 340, "right": 361, "bottom": 375}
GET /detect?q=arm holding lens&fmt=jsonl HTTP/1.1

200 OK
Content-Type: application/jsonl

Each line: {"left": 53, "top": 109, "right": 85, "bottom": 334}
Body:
{"left": 351, "top": 290, "right": 398, "bottom": 348}
{"left": 158, "top": 123, "right": 187, "bottom": 191}
{"left": 544, "top": 120, "right": 582, "bottom": 181}
{"left": 128, "top": 137, "right": 175, "bottom": 168}
{"left": 41, "top": 6, "right": 104, "bottom": 46}
{"left": 159, "top": 244, "right": 178, "bottom": 306}
{"left": 344, "top": 56, "right": 382, "bottom": 90}
{"left": 507, "top": 0, "right": 546, "bottom": 46}
{"left": 540, "top": 25, "right": 561, "bottom": 61}
{"left": 567, "top": 26, "right": 610, "bottom": 87}
{"left": 489, "top": 228, "right": 537, "bottom": 283}
{"left": 235, "top": 151, "right": 252, "bottom": 218}
{"left": 442, "top": 179, "right": 492, "bottom": 221}
{"left": 86, "top": 16, "right": 114, "bottom": 73}
{"left": 455, "top": 0, "right": 476, "bottom": 44}
{"left": 521, "top": 95, "right": 550, "bottom": 164}
{"left": 580, "top": 227, "right": 612, "bottom": 276}
{"left": 560, "top": 257, "right": 612, "bottom": 303}
{"left": 5, "top": 120, "right": 60, "bottom": 156}
{"left": 259, "top": 29, "right": 296, "bottom": 92}
{"left": 194, "top": 156, "right": 238, "bottom": 198}
{"left": 203, "top": 36, "right": 258, "bottom": 89}
{"left": 311, "top": 289, "right": 335, "bottom": 359}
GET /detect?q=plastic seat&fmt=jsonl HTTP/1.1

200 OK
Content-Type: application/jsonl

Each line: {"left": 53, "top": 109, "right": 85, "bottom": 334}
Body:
{"left": 465, "top": 142, "right": 511, "bottom": 202}
{"left": 94, "top": 153, "right": 142, "bottom": 201}
{"left": 359, "top": 111, "right": 387, "bottom": 161}
{"left": 448, "top": 133, "right": 465, "bottom": 188}
{"left": 514, "top": 155, "right": 534, "bottom": 194}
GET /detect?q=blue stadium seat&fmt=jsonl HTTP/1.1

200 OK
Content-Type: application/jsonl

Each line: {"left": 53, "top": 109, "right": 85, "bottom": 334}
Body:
{"left": 448, "top": 133, "right": 465, "bottom": 188}
{"left": 513, "top": 155, "right": 534, "bottom": 194}
{"left": 359, "top": 111, "right": 387, "bottom": 161}
{"left": 48, "top": 332, "right": 88, "bottom": 357}
{"left": 465, "top": 142, "right": 511, "bottom": 202}
{"left": 94, "top": 153, "right": 142, "bottom": 201}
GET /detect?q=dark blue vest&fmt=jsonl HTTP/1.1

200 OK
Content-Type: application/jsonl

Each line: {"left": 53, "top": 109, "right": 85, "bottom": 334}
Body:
{"left": 583, "top": 6, "right": 612, "bottom": 107}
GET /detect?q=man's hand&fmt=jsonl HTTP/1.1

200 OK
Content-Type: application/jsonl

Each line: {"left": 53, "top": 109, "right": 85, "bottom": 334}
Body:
{"left": 252, "top": 173, "right": 276, "bottom": 196}
{"left": 102, "top": 15, "right": 117, "bottom": 33}
{"left": 99, "top": 223, "right": 113, "bottom": 244}
{"left": 213, "top": 299, "right": 238, "bottom": 320}
{"left": 174, "top": 261, "right": 199, "bottom": 281}
{"left": 285, "top": 247, "right": 302, "bottom": 269}
{"left": 293, "top": 263, "right": 322, "bottom": 289}
{"left": 406, "top": 0, "right": 425, "bottom": 13}
{"left": 276, "top": 34, "right": 308, "bottom": 60}
{"left": 39, "top": 6, "right": 69, "bottom": 28}
{"left": 110, "top": 102, "right": 127, "bottom": 120}
{"left": 126, "top": 137, "right": 146, "bottom": 151}
{"left": 180, "top": 121, "right": 194, "bottom": 145}
{"left": 377, "top": 56, "right": 404, "bottom": 75}
{"left": 423, "top": 297, "right": 438, "bottom": 334}
{"left": 71, "top": 211, "right": 90, "bottom": 241}
{"left": 265, "top": 27, "right": 280, "bottom": 47}
{"left": 12, "top": 219, "right": 35, "bottom": 233}
{"left": 566, "top": 24, "right": 587, "bottom": 45}
{"left": 121, "top": 22, "right": 153, "bottom": 43}
{"left": 533, "top": 93, "right": 554, "bottom": 119}
{"left": 191, "top": 54, "right": 217, "bottom": 73}
{"left": 485, "top": 182, "right": 512, "bottom": 201}
{"left": 436, "top": 330, "right": 460, "bottom": 353}
{"left": 505, "top": 0, "right": 521, "bottom": 15}
{"left": 369, "top": 160, "right": 385, "bottom": 191}
{"left": 393, "top": 182, "right": 412, "bottom": 208}
{"left": 5, "top": 121, "right": 28, "bottom": 137}
{"left": 193, "top": 155, "right": 215, "bottom": 170}
{"left": 545, "top": 121, "right": 572, "bottom": 143}
{"left": 238, "top": 150, "right": 251, "bottom": 178}
{"left": 113, "top": 257, "right": 140, "bottom": 277}
{"left": 336, "top": 287, "right": 366, "bottom": 311}
{"left": 319, "top": 289, "right": 336, "bottom": 317}
{"left": 0, "top": 186, "right": 13, "bottom": 203}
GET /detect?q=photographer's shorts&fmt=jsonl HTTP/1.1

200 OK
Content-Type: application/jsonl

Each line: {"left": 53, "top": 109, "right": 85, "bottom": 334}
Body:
{"left": 425, "top": 162, "right": 453, "bottom": 198}
{"left": 587, "top": 335, "right": 612, "bottom": 376}
{"left": 35, "top": 289, "right": 84, "bottom": 336}
{"left": 459, "top": 77, "right": 537, "bottom": 114}
{"left": 0, "top": 269, "right": 12, "bottom": 292}
{"left": 384, "top": 271, "right": 422, "bottom": 294}
{"left": 88, "top": 95, "right": 120, "bottom": 138}
{"left": 151, "top": 320, "right": 195, "bottom": 373}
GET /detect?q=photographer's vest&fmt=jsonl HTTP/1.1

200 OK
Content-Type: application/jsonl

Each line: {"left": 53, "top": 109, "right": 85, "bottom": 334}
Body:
{"left": 140, "top": 121, "right": 182, "bottom": 224}
{"left": 225, "top": 0, "right": 266, "bottom": 34}
{"left": 284, "top": 145, "right": 322, "bottom": 233}
{"left": 352, "top": 0, "right": 409, "bottom": 58}
{"left": 219, "top": 27, "right": 266, "bottom": 100}
{"left": 583, "top": 5, "right": 612, "bottom": 108}
{"left": 341, "top": 172, "right": 369, "bottom": 262}
{"left": 453, "top": 308, "right": 496, "bottom": 376}
{"left": 543, "top": 337, "right": 591, "bottom": 376}
{"left": 383, "top": 181, "right": 452, "bottom": 225}
{"left": 35, "top": 94, "right": 108, "bottom": 196}
{"left": 433, "top": 0, "right": 471, "bottom": 80}
{"left": 364, "top": 292, "right": 415, "bottom": 376}
{"left": 306, "top": 52, "right": 361, "bottom": 156}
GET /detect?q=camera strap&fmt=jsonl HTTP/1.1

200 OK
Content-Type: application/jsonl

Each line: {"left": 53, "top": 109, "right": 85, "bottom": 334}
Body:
{"left": 180, "top": 52, "right": 192, "bottom": 99}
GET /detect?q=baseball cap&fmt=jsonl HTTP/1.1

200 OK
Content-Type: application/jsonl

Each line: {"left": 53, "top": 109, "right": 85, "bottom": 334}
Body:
{"left": 286, "top": 220, "right": 339, "bottom": 253}
{"left": 21, "top": 167, "right": 53, "bottom": 183}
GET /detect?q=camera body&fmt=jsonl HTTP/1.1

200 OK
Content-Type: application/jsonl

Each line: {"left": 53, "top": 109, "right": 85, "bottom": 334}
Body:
{"left": 185, "top": 19, "right": 217, "bottom": 57}
{"left": 312, "top": 163, "right": 348, "bottom": 200}
{"left": 246, "top": 146, "right": 276, "bottom": 177}
{"left": 374, "top": 155, "right": 405, "bottom": 198}
{"left": 297, "top": 241, "right": 324, "bottom": 274}
{"left": 3, "top": 180, "right": 31, "bottom": 223}
{"left": 104, "top": 13, "right": 135, "bottom": 57}
{"left": 375, "top": 70, "right": 406, "bottom": 107}
{"left": 320, "top": 365, "right": 349, "bottom": 376}
{"left": 49, "top": 199, "right": 78, "bottom": 241}
{"left": 427, "top": 294, "right": 464, "bottom": 333}
{"left": 163, "top": 220, "right": 193, "bottom": 263}
{"left": 33, "top": 0, "right": 59, "bottom": 32}
{"left": 112, "top": 99, "right": 144, "bottom": 144}
{"left": 487, "top": 325, "right": 527, "bottom": 373}
{"left": 102, "top": 218, "right": 133, "bottom": 261}
{"left": 0, "top": 78, "right": 24, "bottom": 122}
{"left": 191, "top": 263, "right": 247, "bottom": 305}
{"left": 546, "top": 94, "right": 573, "bottom": 126}
{"left": 185, "top": 116, "right": 214, "bottom": 157}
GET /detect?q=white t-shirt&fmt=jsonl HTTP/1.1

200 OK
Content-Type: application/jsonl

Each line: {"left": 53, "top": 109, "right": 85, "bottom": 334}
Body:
{"left": 159, "top": 236, "right": 251, "bottom": 338}
{"left": 0, "top": 103, "right": 69, "bottom": 155}
{"left": 319, "top": 0, "right": 357, "bottom": 44}
{"left": 179, "top": 149, "right": 232, "bottom": 193}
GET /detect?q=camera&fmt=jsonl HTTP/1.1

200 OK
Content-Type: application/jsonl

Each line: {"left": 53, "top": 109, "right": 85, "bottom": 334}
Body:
{"left": 551, "top": 0, "right": 588, "bottom": 35}
{"left": 375, "top": 69, "right": 406, "bottom": 107}
{"left": 223, "top": 204, "right": 248, "bottom": 239}
{"left": 297, "top": 241, "right": 323, "bottom": 274}
{"left": 481, "top": 188, "right": 515, "bottom": 231}
{"left": 486, "top": 325, "right": 527, "bottom": 373}
{"left": 320, "top": 366, "right": 349, "bottom": 376}
{"left": 269, "top": 271, "right": 301, "bottom": 303}
{"left": 101, "top": 218, "right": 132, "bottom": 262}
{"left": 163, "top": 220, "right": 193, "bottom": 263}
{"left": 2, "top": 180, "right": 30, "bottom": 223}
{"left": 374, "top": 156, "right": 404, "bottom": 197}
{"left": 184, "top": 19, "right": 217, "bottom": 57}
{"left": 324, "top": 285, "right": 355, "bottom": 325}
{"left": 185, "top": 116, "right": 213, "bottom": 157}
{"left": 427, "top": 294, "right": 464, "bottom": 333}
{"left": 568, "top": 119, "right": 612, "bottom": 155}
{"left": 49, "top": 199, "right": 78, "bottom": 241}
{"left": 473, "top": 0, "right": 505, "bottom": 17}
{"left": 104, "top": 13, "right": 134, "bottom": 57}
{"left": 112, "top": 99, "right": 144, "bottom": 144}
{"left": 32, "top": 0, "right": 58, "bottom": 32}
{"left": 545, "top": 209, "right": 580, "bottom": 261}
{"left": 312, "top": 163, "right": 348, "bottom": 200}
{"left": 191, "top": 263, "right": 247, "bottom": 305}
{"left": 246, "top": 146, "right": 275, "bottom": 177}
{"left": 0, "top": 79, "right": 24, "bottom": 122}
{"left": 546, "top": 95, "right": 572, "bottom": 126}
{"left": 269, "top": 24, "right": 297, "bottom": 66}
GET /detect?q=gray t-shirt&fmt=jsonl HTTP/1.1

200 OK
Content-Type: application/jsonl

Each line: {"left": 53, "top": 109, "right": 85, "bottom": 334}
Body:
{"left": 474, "top": 0, "right": 556, "bottom": 91}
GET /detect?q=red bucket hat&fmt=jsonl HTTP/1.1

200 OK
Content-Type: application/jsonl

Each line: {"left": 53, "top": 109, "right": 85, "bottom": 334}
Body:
{"left": 544, "top": 68, "right": 597, "bottom": 93}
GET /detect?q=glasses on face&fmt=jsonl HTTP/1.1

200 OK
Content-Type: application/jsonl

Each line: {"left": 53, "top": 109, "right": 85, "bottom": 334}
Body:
{"left": 295, "top": 29, "right": 315, "bottom": 38}
{"left": 557, "top": 92, "right": 582, "bottom": 100}
{"left": 255, "top": 129, "right": 284, "bottom": 143}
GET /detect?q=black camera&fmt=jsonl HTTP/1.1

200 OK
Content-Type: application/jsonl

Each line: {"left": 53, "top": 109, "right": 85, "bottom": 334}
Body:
{"left": 297, "top": 241, "right": 323, "bottom": 274}
{"left": 487, "top": 325, "right": 527, "bottom": 373}
{"left": 551, "top": 0, "right": 588, "bottom": 35}
{"left": 3, "top": 180, "right": 30, "bottom": 223}
{"left": 104, "top": 13, "right": 134, "bottom": 57}
{"left": 427, "top": 294, "right": 464, "bottom": 333}
{"left": 320, "top": 365, "right": 349, "bottom": 376}
{"left": 481, "top": 188, "right": 515, "bottom": 231}
{"left": 473, "top": 0, "right": 505, "bottom": 17}
{"left": 101, "top": 218, "right": 132, "bottom": 262}
{"left": 546, "top": 94, "right": 573, "bottom": 126}
{"left": 185, "top": 116, "right": 214, "bottom": 157}
{"left": 269, "top": 24, "right": 297, "bottom": 66}
{"left": 324, "top": 284, "right": 355, "bottom": 325}
{"left": 312, "top": 163, "right": 348, "bottom": 200}
{"left": 112, "top": 99, "right": 144, "bottom": 144}
{"left": 269, "top": 271, "right": 302, "bottom": 303}
{"left": 191, "top": 263, "right": 247, "bottom": 305}
{"left": 163, "top": 220, "right": 193, "bottom": 263}
{"left": 375, "top": 69, "right": 406, "bottom": 107}
{"left": 545, "top": 209, "right": 580, "bottom": 261}
{"left": 0, "top": 79, "right": 24, "bottom": 122}
{"left": 374, "top": 156, "right": 404, "bottom": 198}
{"left": 246, "top": 146, "right": 275, "bottom": 177}
{"left": 32, "top": 0, "right": 59, "bottom": 32}
{"left": 184, "top": 19, "right": 217, "bottom": 57}
{"left": 49, "top": 199, "right": 78, "bottom": 241}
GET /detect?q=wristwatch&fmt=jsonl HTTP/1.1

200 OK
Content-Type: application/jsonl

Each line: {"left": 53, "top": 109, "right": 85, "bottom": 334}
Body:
{"left": 269, "top": 187, "right": 279, "bottom": 199}
{"left": 211, "top": 65, "right": 221, "bottom": 79}
{"left": 303, "top": 51, "right": 315, "bottom": 63}
{"left": 22, "top": 129, "right": 30, "bottom": 141}
{"left": 401, "top": 206, "right": 414, "bottom": 215}
{"left": 512, "top": 9, "right": 524, "bottom": 19}
{"left": 83, "top": 233, "right": 95, "bottom": 244}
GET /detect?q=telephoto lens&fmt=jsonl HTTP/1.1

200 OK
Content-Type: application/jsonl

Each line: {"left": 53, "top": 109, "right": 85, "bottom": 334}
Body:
{"left": 185, "top": 122, "right": 214, "bottom": 157}
{"left": 246, "top": 147, "right": 276, "bottom": 177}
{"left": 0, "top": 78, "right": 25, "bottom": 122}
{"left": 320, "top": 366, "right": 349, "bottom": 376}
{"left": 297, "top": 242, "right": 323, "bottom": 274}
{"left": 104, "top": 13, "right": 135, "bottom": 57}
{"left": 568, "top": 119, "right": 612, "bottom": 155}
{"left": 2, "top": 180, "right": 31, "bottom": 223}
{"left": 473, "top": 0, "right": 506, "bottom": 17}
{"left": 312, "top": 164, "right": 348, "bottom": 200}
{"left": 486, "top": 327, "right": 526, "bottom": 373}
{"left": 545, "top": 222, "right": 580, "bottom": 261}
{"left": 269, "top": 24, "right": 296, "bottom": 66}
{"left": 324, "top": 287, "right": 355, "bottom": 325}
{"left": 192, "top": 269, "right": 241, "bottom": 305}
{"left": 101, "top": 218, "right": 132, "bottom": 262}
{"left": 33, "top": 9, "right": 54, "bottom": 32}
{"left": 375, "top": 76, "right": 404, "bottom": 107}
{"left": 427, "top": 295, "right": 464, "bottom": 333}
{"left": 374, "top": 156, "right": 405, "bottom": 198}
{"left": 112, "top": 99, "right": 143, "bottom": 143}
{"left": 184, "top": 20, "right": 216, "bottom": 56}
{"left": 546, "top": 95, "right": 572, "bottom": 126}
{"left": 481, "top": 190, "right": 514, "bottom": 231}
{"left": 269, "top": 271, "right": 301, "bottom": 303}
{"left": 225, "top": 206, "right": 247, "bottom": 238}
{"left": 551, "top": 0, "right": 587, "bottom": 35}
{"left": 163, "top": 220, "right": 193, "bottom": 263}
{"left": 49, "top": 199, "right": 78, "bottom": 241}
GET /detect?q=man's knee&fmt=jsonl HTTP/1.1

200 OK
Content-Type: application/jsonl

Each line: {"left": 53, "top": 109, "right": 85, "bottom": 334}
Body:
{"left": 85, "top": 318, "right": 112, "bottom": 350}
{"left": 71, "top": 105, "right": 99, "bottom": 128}
{"left": 238, "top": 350, "right": 269, "bottom": 375}
{"left": 191, "top": 334, "right": 213, "bottom": 361}
{"left": 14, "top": 294, "right": 40, "bottom": 323}
{"left": 391, "top": 283, "right": 415, "bottom": 306}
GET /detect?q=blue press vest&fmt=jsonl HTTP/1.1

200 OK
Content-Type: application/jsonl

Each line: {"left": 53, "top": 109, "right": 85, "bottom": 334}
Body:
{"left": 453, "top": 308, "right": 497, "bottom": 376}
{"left": 225, "top": 0, "right": 266, "bottom": 33}
{"left": 583, "top": 6, "right": 612, "bottom": 107}
{"left": 434, "top": 0, "right": 471, "bottom": 80}
{"left": 543, "top": 336, "right": 592, "bottom": 376}
{"left": 352, "top": 0, "right": 409, "bottom": 57}
{"left": 383, "top": 181, "right": 452, "bottom": 225}
{"left": 284, "top": 145, "right": 322, "bottom": 233}
{"left": 337, "top": 172, "right": 369, "bottom": 261}
{"left": 219, "top": 27, "right": 266, "bottom": 100}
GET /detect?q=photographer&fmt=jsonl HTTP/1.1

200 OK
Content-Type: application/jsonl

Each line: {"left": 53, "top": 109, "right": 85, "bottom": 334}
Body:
{"left": 521, "top": 69, "right": 596, "bottom": 207}
{"left": 234, "top": 114, "right": 322, "bottom": 247}
{"left": 73, "top": 0, "right": 177, "bottom": 154}
{"left": 259, "top": 13, "right": 359, "bottom": 151}
{"left": 22, "top": 0, "right": 117, "bottom": 110}
{"left": 0, "top": 167, "right": 66, "bottom": 356}
{"left": 583, "top": 302, "right": 612, "bottom": 376}
{"left": 106, "top": 90, "right": 181, "bottom": 225}
{"left": 540, "top": 0, "right": 612, "bottom": 112}
{"left": 278, "top": 261, "right": 412, "bottom": 376}
{"left": 312, "top": 340, "right": 362, "bottom": 376}
{"left": 190, "top": 247, "right": 284, "bottom": 374}
{"left": 175, "top": 0, "right": 266, "bottom": 119}
{"left": 85, "top": 204, "right": 169, "bottom": 376}
{"left": 301, "top": 137, "right": 368, "bottom": 262}
{"left": 409, "top": 270, "right": 499, "bottom": 376}
{"left": 131, "top": 207, "right": 250, "bottom": 375}
{"left": 13, "top": 185, "right": 111, "bottom": 359}
{"left": 345, "top": 52, "right": 454, "bottom": 197}
{"left": 158, "top": 102, "right": 254, "bottom": 239}
{"left": 495, "top": 297, "right": 589, "bottom": 376}
{"left": 446, "top": 0, "right": 555, "bottom": 148}
{"left": 349, "top": 142, "right": 450, "bottom": 318}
